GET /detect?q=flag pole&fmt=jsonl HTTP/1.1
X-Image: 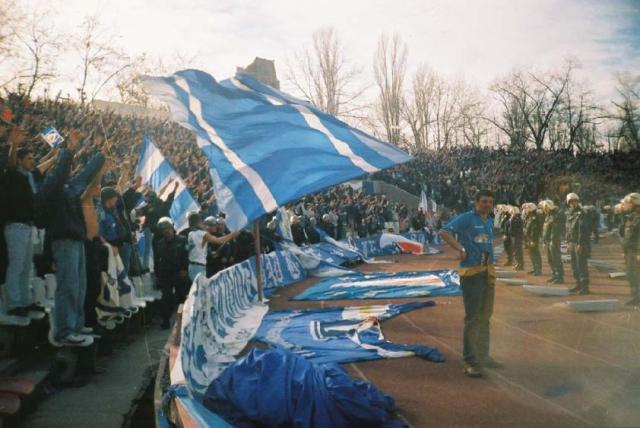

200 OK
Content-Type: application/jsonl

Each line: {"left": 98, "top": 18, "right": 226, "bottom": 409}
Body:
{"left": 254, "top": 221, "right": 264, "bottom": 302}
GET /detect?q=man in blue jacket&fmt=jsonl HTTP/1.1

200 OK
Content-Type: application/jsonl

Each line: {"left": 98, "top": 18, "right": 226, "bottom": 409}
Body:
{"left": 440, "top": 189, "right": 501, "bottom": 378}
{"left": 39, "top": 130, "right": 105, "bottom": 347}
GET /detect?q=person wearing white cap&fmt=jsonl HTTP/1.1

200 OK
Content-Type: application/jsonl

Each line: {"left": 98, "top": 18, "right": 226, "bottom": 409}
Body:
{"left": 522, "top": 203, "right": 543, "bottom": 276}
{"left": 565, "top": 193, "right": 590, "bottom": 294}
{"left": 541, "top": 200, "right": 565, "bottom": 284}
{"left": 621, "top": 193, "right": 640, "bottom": 306}
{"left": 508, "top": 206, "right": 525, "bottom": 271}
{"left": 153, "top": 217, "right": 189, "bottom": 329}
{"left": 498, "top": 205, "right": 514, "bottom": 267}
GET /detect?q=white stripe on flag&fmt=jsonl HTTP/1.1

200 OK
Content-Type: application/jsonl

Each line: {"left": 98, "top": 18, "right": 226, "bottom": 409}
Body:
{"left": 292, "top": 104, "right": 378, "bottom": 173}
{"left": 233, "top": 78, "right": 378, "bottom": 174}
{"left": 139, "top": 149, "right": 165, "bottom": 184}
{"left": 173, "top": 76, "right": 279, "bottom": 214}
{"left": 228, "top": 78, "right": 285, "bottom": 106}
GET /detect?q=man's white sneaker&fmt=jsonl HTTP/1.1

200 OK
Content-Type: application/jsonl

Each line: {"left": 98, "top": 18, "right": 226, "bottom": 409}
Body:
{"left": 58, "top": 334, "right": 94, "bottom": 347}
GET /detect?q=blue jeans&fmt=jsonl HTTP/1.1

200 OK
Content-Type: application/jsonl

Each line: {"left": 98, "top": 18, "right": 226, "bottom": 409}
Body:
{"left": 52, "top": 240, "right": 86, "bottom": 340}
{"left": 141, "top": 228, "right": 152, "bottom": 271}
{"left": 4, "top": 223, "right": 34, "bottom": 310}
{"left": 188, "top": 264, "right": 206, "bottom": 283}
{"left": 120, "top": 242, "right": 132, "bottom": 278}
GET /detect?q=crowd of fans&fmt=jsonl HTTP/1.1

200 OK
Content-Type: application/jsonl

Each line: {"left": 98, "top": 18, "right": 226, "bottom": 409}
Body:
{"left": 273, "top": 185, "right": 426, "bottom": 248}
{"left": 374, "top": 146, "right": 640, "bottom": 212}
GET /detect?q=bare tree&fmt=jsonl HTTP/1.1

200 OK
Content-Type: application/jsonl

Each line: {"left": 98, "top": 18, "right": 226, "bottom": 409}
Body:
{"left": 373, "top": 34, "right": 407, "bottom": 146}
{"left": 488, "top": 63, "right": 572, "bottom": 150}
{"left": 487, "top": 71, "right": 530, "bottom": 149}
{"left": 5, "top": 7, "right": 62, "bottom": 96}
{"left": 562, "top": 84, "right": 602, "bottom": 152}
{"left": 0, "top": 0, "right": 20, "bottom": 56}
{"left": 458, "top": 85, "right": 489, "bottom": 148}
{"left": 287, "top": 27, "right": 365, "bottom": 117}
{"left": 431, "top": 78, "right": 466, "bottom": 149}
{"left": 524, "top": 65, "right": 571, "bottom": 149}
{"left": 610, "top": 73, "right": 640, "bottom": 151}
{"left": 402, "top": 64, "right": 436, "bottom": 153}
{"left": 115, "top": 54, "right": 152, "bottom": 107}
{"left": 74, "top": 15, "right": 131, "bottom": 104}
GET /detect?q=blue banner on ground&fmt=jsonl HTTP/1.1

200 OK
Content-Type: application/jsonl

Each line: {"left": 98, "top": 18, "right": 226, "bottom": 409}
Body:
{"left": 178, "top": 258, "right": 268, "bottom": 398}
{"left": 255, "top": 302, "right": 444, "bottom": 365}
{"left": 176, "top": 249, "right": 308, "bottom": 397}
{"left": 298, "top": 242, "right": 361, "bottom": 266}
{"left": 203, "top": 348, "right": 405, "bottom": 428}
{"left": 292, "top": 270, "right": 460, "bottom": 301}
{"left": 249, "top": 250, "right": 307, "bottom": 291}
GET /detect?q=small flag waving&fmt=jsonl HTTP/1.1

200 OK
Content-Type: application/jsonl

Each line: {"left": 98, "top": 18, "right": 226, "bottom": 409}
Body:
{"left": 419, "top": 189, "right": 429, "bottom": 214}
{"left": 135, "top": 136, "right": 199, "bottom": 231}
{"left": 142, "top": 70, "right": 412, "bottom": 231}
{"left": 40, "top": 127, "right": 64, "bottom": 148}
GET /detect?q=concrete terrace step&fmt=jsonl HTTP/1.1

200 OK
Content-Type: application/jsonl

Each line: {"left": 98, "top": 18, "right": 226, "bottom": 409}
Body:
{"left": 523, "top": 285, "right": 570, "bottom": 296}
{"left": 566, "top": 299, "right": 623, "bottom": 312}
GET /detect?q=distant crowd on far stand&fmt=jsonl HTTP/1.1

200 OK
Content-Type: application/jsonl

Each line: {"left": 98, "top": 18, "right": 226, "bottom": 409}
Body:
{"left": 373, "top": 146, "right": 640, "bottom": 213}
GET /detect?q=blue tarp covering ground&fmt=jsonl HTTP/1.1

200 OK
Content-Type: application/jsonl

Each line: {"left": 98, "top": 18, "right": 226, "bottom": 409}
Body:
{"left": 255, "top": 302, "right": 444, "bottom": 365}
{"left": 292, "top": 270, "right": 461, "bottom": 301}
{"left": 203, "top": 348, "right": 405, "bottom": 428}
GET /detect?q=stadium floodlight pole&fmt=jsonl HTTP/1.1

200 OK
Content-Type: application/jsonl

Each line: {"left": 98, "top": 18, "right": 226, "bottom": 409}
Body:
{"left": 254, "top": 221, "right": 264, "bottom": 302}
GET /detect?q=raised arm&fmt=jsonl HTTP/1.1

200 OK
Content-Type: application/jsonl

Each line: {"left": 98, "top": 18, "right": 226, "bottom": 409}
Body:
{"left": 7, "top": 127, "right": 25, "bottom": 171}
{"left": 203, "top": 230, "right": 241, "bottom": 247}
{"left": 37, "top": 149, "right": 59, "bottom": 174}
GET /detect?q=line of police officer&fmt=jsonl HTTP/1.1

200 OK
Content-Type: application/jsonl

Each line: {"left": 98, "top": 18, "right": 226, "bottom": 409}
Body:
{"left": 497, "top": 192, "right": 640, "bottom": 305}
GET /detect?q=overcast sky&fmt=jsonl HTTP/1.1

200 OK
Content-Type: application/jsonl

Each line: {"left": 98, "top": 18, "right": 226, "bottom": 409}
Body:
{"left": 18, "top": 0, "right": 640, "bottom": 101}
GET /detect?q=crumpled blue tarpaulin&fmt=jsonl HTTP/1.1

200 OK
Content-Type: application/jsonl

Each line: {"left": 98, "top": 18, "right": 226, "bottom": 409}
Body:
{"left": 255, "top": 302, "right": 444, "bottom": 365}
{"left": 292, "top": 270, "right": 461, "bottom": 301}
{"left": 203, "top": 348, "right": 406, "bottom": 428}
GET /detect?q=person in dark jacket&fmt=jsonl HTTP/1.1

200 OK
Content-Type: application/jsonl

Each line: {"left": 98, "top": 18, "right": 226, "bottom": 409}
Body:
{"left": 145, "top": 181, "right": 178, "bottom": 233}
{"left": 122, "top": 176, "right": 143, "bottom": 220}
{"left": 541, "top": 200, "right": 565, "bottom": 284}
{"left": 290, "top": 215, "right": 308, "bottom": 246}
{"left": 143, "top": 181, "right": 178, "bottom": 270}
{"left": 153, "top": 216, "right": 189, "bottom": 329}
{"left": 523, "top": 203, "right": 543, "bottom": 276}
{"left": 509, "top": 206, "right": 525, "bottom": 271}
{"left": 566, "top": 193, "right": 590, "bottom": 295}
{"left": 261, "top": 217, "right": 282, "bottom": 254}
{"left": 621, "top": 193, "right": 640, "bottom": 306}
{"left": 3, "top": 127, "right": 43, "bottom": 316}
{"left": 40, "top": 129, "right": 105, "bottom": 346}
{"left": 499, "top": 206, "right": 513, "bottom": 266}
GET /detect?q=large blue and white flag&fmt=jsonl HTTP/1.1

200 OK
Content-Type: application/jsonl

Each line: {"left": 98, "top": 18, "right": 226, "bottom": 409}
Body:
{"left": 255, "top": 302, "right": 444, "bottom": 365}
{"left": 142, "top": 70, "right": 412, "bottom": 231}
{"left": 135, "top": 136, "right": 199, "bottom": 231}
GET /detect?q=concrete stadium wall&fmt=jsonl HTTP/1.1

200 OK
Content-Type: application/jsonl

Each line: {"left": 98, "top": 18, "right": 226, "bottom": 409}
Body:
{"left": 364, "top": 180, "right": 420, "bottom": 210}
